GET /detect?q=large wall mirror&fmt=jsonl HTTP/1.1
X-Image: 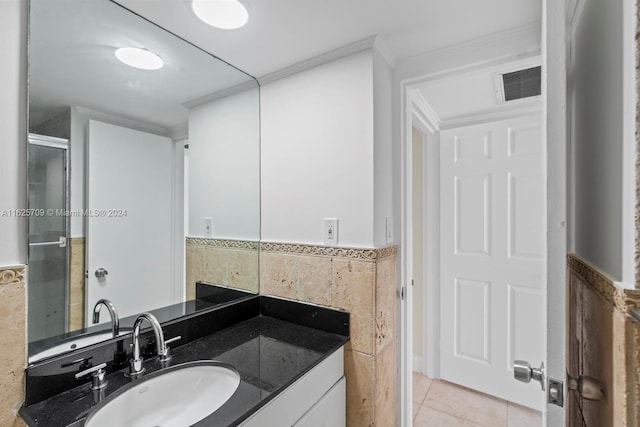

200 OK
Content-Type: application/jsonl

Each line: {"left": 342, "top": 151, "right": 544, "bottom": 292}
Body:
{"left": 27, "top": 0, "right": 260, "bottom": 363}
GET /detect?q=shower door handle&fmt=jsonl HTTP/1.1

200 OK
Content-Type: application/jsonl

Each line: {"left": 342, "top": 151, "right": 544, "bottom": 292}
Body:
{"left": 29, "top": 236, "right": 67, "bottom": 248}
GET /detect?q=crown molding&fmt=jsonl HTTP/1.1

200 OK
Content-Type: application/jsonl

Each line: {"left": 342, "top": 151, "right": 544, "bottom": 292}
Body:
{"left": 411, "top": 91, "right": 441, "bottom": 132}
{"left": 396, "top": 22, "right": 541, "bottom": 84}
{"left": 258, "top": 36, "right": 378, "bottom": 85}
{"left": 183, "top": 80, "right": 259, "bottom": 109}
{"left": 374, "top": 36, "right": 397, "bottom": 69}
{"left": 73, "top": 106, "right": 170, "bottom": 137}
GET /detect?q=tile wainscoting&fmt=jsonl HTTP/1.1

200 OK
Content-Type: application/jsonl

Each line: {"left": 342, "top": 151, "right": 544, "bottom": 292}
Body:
{"left": 260, "top": 242, "right": 398, "bottom": 427}
{"left": 0, "top": 265, "right": 27, "bottom": 427}
{"left": 185, "top": 238, "right": 259, "bottom": 298}
{"left": 568, "top": 254, "right": 640, "bottom": 427}
{"left": 68, "top": 238, "right": 85, "bottom": 331}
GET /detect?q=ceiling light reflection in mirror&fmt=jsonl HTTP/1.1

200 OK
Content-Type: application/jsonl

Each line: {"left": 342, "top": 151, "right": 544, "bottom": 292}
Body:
{"left": 115, "top": 47, "right": 164, "bottom": 70}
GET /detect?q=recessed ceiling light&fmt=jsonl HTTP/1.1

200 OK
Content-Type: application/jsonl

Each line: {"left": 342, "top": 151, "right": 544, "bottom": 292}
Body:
{"left": 192, "top": 0, "right": 249, "bottom": 30}
{"left": 115, "top": 47, "right": 164, "bottom": 70}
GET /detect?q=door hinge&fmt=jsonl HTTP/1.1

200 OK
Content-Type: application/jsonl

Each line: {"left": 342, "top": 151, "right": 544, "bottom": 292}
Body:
{"left": 401, "top": 286, "right": 406, "bottom": 301}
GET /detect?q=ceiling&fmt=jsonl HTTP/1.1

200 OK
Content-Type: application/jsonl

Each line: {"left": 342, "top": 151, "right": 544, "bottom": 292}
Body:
{"left": 29, "top": 0, "right": 542, "bottom": 135}
{"left": 115, "top": 0, "right": 542, "bottom": 78}
{"left": 29, "top": 0, "right": 254, "bottom": 136}
{"left": 418, "top": 58, "right": 542, "bottom": 125}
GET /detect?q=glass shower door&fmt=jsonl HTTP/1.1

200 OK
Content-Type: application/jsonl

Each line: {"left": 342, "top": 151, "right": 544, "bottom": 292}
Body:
{"left": 28, "top": 135, "right": 70, "bottom": 343}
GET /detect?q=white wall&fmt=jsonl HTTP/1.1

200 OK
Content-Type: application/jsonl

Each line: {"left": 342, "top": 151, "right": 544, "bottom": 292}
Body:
{"left": 261, "top": 51, "right": 377, "bottom": 247}
{"left": 0, "top": 0, "right": 27, "bottom": 266}
{"left": 69, "top": 107, "right": 175, "bottom": 237}
{"left": 571, "top": 0, "right": 636, "bottom": 283}
{"left": 373, "top": 50, "right": 394, "bottom": 247}
{"left": 188, "top": 87, "right": 260, "bottom": 240}
{"left": 69, "top": 108, "right": 86, "bottom": 237}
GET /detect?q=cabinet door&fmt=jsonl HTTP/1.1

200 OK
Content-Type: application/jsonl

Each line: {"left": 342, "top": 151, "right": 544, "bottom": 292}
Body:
{"left": 294, "top": 377, "right": 346, "bottom": 427}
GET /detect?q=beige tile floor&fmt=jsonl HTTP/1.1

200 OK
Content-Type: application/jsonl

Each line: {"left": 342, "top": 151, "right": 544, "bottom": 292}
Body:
{"left": 413, "top": 372, "right": 542, "bottom": 427}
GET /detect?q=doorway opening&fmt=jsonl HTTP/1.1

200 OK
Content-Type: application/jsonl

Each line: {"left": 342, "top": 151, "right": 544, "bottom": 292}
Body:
{"left": 405, "top": 57, "right": 546, "bottom": 426}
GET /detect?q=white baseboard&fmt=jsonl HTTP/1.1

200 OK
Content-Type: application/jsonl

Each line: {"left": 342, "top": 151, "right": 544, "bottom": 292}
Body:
{"left": 412, "top": 354, "right": 424, "bottom": 373}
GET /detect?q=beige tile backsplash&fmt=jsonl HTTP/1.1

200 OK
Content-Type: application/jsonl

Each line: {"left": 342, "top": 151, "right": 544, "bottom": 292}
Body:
{"left": 185, "top": 238, "right": 259, "bottom": 298}
{"left": 568, "top": 254, "right": 640, "bottom": 427}
{"left": 0, "top": 265, "right": 27, "bottom": 427}
{"left": 2, "top": 242, "right": 393, "bottom": 427}
{"left": 260, "top": 242, "right": 398, "bottom": 427}
{"left": 69, "top": 238, "right": 85, "bottom": 331}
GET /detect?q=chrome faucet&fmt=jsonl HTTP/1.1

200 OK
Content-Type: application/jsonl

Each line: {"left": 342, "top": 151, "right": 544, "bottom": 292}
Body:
{"left": 92, "top": 299, "right": 119, "bottom": 338}
{"left": 128, "top": 313, "right": 168, "bottom": 377}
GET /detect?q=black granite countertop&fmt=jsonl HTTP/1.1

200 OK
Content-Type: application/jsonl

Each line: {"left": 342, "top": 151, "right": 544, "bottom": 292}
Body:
{"left": 20, "top": 298, "right": 349, "bottom": 427}
{"left": 29, "top": 284, "right": 252, "bottom": 358}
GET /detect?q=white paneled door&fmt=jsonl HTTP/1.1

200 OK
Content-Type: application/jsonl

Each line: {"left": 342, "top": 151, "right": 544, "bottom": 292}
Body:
{"left": 86, "top": 120, "right": 175, "bottom": 324}
{"left": 440, "top": 115, "right": 545, "bottom": 410}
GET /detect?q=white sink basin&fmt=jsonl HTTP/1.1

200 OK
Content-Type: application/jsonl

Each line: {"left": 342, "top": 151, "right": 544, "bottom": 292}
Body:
{"left": 85, "top": 361, "right": 240, "bottom": 427}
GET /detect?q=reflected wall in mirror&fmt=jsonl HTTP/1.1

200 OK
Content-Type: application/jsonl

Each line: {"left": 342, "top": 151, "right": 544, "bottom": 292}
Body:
{"left": 28, "top": 0, "right": 260, "bottom": 362}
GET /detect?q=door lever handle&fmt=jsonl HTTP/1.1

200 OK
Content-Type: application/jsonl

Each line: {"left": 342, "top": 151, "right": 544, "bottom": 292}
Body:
{"left": 95, "top": 268, "right": 108, "bottom": 278}
{"left": 568, "top": 375, "right": 604, "bottom": 401}
{"left": 513, "top": 360, "right": 545, "bottom": 390}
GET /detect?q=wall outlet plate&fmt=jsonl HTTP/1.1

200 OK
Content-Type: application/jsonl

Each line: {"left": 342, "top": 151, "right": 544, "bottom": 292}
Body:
{"left": 324, "top": 218, "right": 338, "bottom": 246}
{"left": 204, "top": 217, "right": 213, "bottom": 238}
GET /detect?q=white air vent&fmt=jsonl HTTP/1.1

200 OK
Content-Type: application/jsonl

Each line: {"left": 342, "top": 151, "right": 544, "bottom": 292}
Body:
{"left": 494, "top": 66, "right": 541, "bottom": 104}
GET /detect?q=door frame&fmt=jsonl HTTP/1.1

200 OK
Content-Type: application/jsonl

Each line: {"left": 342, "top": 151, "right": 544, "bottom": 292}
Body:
{"left": 409, "top": 99, "right": 440, "bottom": 379}
{"left": 399, "top": 7, "right": 568, "bottom": 424}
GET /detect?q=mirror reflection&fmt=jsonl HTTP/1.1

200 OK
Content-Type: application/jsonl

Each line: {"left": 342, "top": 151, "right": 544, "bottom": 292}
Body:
{"left": 27, "top": 0, "right": 260, "bottom": 362}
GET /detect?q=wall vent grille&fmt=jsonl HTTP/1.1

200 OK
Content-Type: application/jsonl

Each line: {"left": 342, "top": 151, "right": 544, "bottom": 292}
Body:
{"left": 502, "top": 66, "right": 541, "bottom": 102}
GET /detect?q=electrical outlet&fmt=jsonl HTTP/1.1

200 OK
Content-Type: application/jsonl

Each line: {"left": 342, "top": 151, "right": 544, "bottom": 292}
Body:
{"left": 324, "top": 218, "right": 338, "bottom": 246}
{"left": 204, "top": 217, "right": 213, "bottom": 238}
{"left": 385, "top": 217, "right": 394, "bottom": 244}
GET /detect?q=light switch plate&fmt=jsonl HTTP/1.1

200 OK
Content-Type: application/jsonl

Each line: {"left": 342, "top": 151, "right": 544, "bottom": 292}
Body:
{"left": 385, "top": 217, "right": 394, "bottom": 244}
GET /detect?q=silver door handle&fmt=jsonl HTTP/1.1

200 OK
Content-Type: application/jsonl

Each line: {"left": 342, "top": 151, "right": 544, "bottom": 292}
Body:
{"left": 568, "top": 375, "right": 604, "bottom": 401}
{"left": 513, "top": 360, "right": 545, "bottom": 390}
{"left": 95, "top": 268, "right": 108, "bottom": 278}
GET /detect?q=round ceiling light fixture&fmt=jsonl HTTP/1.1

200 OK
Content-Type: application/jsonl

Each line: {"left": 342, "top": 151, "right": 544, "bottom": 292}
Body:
{"left": 192, "top": 0, "right": 249, "bottom": 30}
{"left": 115, "top": 47, "right": 164, "bottom": 70}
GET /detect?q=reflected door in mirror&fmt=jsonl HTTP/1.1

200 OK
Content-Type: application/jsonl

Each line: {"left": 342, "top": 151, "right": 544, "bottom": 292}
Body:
{"left": 86, "top": 121, "right": 179, "bottom": 323}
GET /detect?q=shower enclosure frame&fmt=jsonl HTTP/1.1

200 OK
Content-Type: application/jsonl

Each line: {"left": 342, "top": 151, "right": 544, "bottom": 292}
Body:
{"left": 27, "top": 133, "right": 71, "bottom": 339}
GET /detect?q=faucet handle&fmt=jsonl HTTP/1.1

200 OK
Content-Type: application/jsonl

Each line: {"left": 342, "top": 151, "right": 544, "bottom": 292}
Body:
{"left": 165, "top": 335, "right": 181, "bottom": 346}
{"left": 61, "top": 356, "right": 93, "bottom": 369}
{"left": 75, "top": 363, "right": 108, "bottom": 391}
{"left": 159, "top": 336, "right": 181, "bottom": 363}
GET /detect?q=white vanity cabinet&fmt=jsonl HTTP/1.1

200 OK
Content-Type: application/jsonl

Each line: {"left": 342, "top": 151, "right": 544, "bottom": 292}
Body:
{"left": 293, "top": 377, "right": 345, "bottom": 427}
{"left": 240, "top": 347, "right": 345, "bottom": 427}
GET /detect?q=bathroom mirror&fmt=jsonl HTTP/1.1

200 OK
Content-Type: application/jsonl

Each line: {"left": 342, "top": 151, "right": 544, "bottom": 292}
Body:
{"left": 27, "top": 0, "right": 260, "bottom": 362}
